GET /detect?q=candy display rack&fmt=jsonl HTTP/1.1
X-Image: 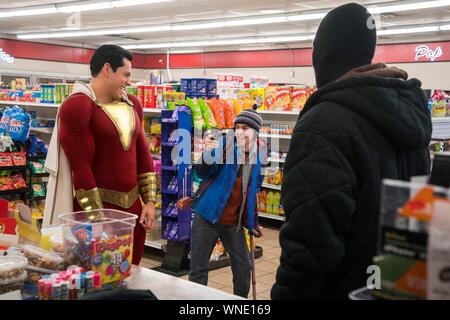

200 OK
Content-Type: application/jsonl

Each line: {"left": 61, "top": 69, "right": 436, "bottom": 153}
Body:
{"left": 155, "top": 107, "right": 192, "bottom": 276}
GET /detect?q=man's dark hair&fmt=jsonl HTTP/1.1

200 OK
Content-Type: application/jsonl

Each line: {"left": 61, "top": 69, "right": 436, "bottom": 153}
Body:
{"left": 90, "top": 45, "right": 133, "bottom": 77}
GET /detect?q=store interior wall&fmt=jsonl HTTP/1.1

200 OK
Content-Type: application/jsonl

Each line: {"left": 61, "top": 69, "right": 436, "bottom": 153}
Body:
{"left": 0, "top": 58, "right": 147, "bottom": 82}
{"left": 1, "top": 58, "right": 449, "bottom": 90}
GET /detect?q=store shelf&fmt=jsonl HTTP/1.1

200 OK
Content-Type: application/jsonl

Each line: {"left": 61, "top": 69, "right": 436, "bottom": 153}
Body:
{"left": 268, "top": 157, "right": 285, "bottom": 163}
{"left": 261, "top": 183, "right": 282, "bottom": 191}
{"left": 30, "top": 195, "right": 46, "bottom": 201}
{"left": 258, "top": 213, "right": 285, "bottom": 221}
{"left": 31, "top": 172, "right": 49, "bottom": 177}
{"left": 0, "top": 188, "right": 28, "bottom": 196}
{"left": 162, "top": 141, "right": 177, "bottom": 147}
{"left": 145, "top": 239, "right": 167, "bottom": 250}
{"left": 162, "top": 188, "right": 178, "bottom": 195}
{"left": 432, "top": 117, "right": 450, "bottom": 139}
{"left": 259, "top": 110, "right": 299, "bottom": 116}
{"left": 0, "top": 165, "right": 28, "bottom": 171}
{"left": 143, "top": 108, "right": 162, "bottom": 114}
{"left": 432, "top": 117, "right": 450, "bottom": 122}
{"left": 259, "top": 133, "right": 291, "bottom": 140}
{"left": 0, "top": 100, "right": 59, "bottom": 108}
{"left": 30, "top": 127, "right": 54, "bottom": 134}
{"left": 162, "top": 165, "right": 177, "bottom": 171}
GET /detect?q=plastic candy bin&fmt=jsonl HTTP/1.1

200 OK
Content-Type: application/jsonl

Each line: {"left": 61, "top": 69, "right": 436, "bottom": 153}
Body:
{"left": 59, "top": 209, "right": 137, "bottom": 286}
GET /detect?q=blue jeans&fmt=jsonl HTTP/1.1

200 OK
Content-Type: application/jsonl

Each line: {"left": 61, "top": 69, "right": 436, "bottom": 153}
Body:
{"left": 189, "top": 214, "right": 251, "bottom": 298}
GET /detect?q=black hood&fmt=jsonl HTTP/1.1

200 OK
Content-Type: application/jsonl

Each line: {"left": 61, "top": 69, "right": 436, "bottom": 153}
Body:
{"left": 313, "top": 3, "right": 377, "bottom": 88}
{"left": 301, "top": 76, "right": 432, "bottom": 150}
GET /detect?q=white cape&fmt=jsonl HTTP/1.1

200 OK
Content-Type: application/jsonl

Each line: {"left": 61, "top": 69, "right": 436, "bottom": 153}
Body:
{"left": 42, "top": 82, "right": 97, "bottom": 227}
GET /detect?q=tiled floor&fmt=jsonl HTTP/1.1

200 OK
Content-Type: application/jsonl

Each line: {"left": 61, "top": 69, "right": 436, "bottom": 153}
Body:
{"left": 140, "top": 225, "right": 280, "bottom": 300}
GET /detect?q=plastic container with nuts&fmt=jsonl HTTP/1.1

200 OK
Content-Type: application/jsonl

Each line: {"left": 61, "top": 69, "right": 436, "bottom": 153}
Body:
{"left": 0, "top": 256, "right": 28, "bottom": 294}
{"left": 20, "top": 245, "right": 65, "bottom": 271}
{"left": 26, "top": 265, "right": 55, "bottom": 284}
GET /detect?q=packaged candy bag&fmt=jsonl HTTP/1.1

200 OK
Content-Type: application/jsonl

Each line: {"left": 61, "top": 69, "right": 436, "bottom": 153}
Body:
{"left": 208, "top": 98, "right": 226, "bottom": 129}
{"left": 197, "top": 98, "right": 217, "bottom": 129}
{"left": 223, "top": 100, "right": 236, "bottom": 129}
{"left": 9, "top": 108, "right": 31, "bottom": 143}
{"left": 0, "top": 108, "right": 13, "bottom": 135}
{"left": 186, "top": 97, "right": 204, "bottom": 130}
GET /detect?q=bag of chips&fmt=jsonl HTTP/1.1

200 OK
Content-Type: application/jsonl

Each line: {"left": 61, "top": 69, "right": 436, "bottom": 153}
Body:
{"left": 8, "top": 107, "right": 31, "bottom": 143}
{"left": 223, "top": 100, "right": 236, "bottom": 129}
{"left": 208, "top": 98, "right": 226, "bottom": 129}
{"left": 186, "top": 98, "right": 204, "bottom": 130}
{"left": 198, "top": 98, "right": 217, "bottom": 129}
{"left": 0, "top": 107, "right": 13, "bottom": 136}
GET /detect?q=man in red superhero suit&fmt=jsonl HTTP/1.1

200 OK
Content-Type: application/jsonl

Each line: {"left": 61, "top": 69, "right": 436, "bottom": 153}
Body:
{"left": 57, "top": 45, "right": 156, "bottom": 265}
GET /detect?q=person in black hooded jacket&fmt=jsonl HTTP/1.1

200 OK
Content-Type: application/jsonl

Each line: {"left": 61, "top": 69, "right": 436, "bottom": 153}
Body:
{"left": 271, "top": 3, "right": 432, "bottom": 300}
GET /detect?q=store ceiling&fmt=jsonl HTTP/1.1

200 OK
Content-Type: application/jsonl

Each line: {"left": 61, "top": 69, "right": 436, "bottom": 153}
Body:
{"left": 0, "top": 0, "right": 449, "bottom": 53}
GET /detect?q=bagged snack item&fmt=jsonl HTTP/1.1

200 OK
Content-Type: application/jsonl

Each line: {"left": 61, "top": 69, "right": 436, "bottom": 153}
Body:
{"left": 10, "top": 174, "right": 27, "bottom": 190}
{"left": 0, "top": 153, "right": 13, "bottom": 167}
{"left": 257, "top": 191, "right": 267, "bottom": 213}
{"left": 273, "top": 192, "right": 281, "bottom": 215}
{"left": 9, "top": 108, "right": 31, "bottom": 143}
{"left": 32, "top": 183, "right": 46, "bottom": 197}
{"left": 186, "top": 97, "right": 205, "bottom": 130}
{"left": 223, "top": 100, "right": 236, "bottom": 128}
{"left": 29, "top": 160, "right": 46, "bottom": 174}
{"left": 20, "top": 244, "right": 65, "bottom": 271}
{"left": 0, "top": 107, "right": 13, "bottom": 135}
{"left": 433, "top": 100, "right": 447, "bottom": 118}
{"left": 266, "top": 191, "right": 274, "bottom": 214}
{"left": 291, "top": 86, "right": 308, "bottom": 112}
{"left": 197, "top": 98, "right": 217, "bottom": 129}
{"left": 208, "top": 98, "right": 226, "bottom": 129}
{"left": 11, "top": 152, "right": 26, "bottom": 166}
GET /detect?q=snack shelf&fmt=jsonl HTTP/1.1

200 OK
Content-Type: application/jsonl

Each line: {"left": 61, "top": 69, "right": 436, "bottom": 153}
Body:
{"left": 259, "top": 110, "right": 300, "bottom": 115}
{"left": 0, "top": 165, "right": 28, "bottom": 171}
{"left": 260, "top": 133, "right": 292, "bottom": 140}
{"left": 0, "top": 187, "right": 28, "bottom": 195}
{"left": 145, "top": 239, "right": 167, "bottom": 250}
{"left": 143, "top": 108, "right": 162, "bottom": 115}
{"left": 258, "top": 212, "right": 285, "bottom": 221}
{"left": 262, "top": 183, "right": 282, "bottom": 191}
{"left": 29, "top": 195, "right": 46, "bottom": 201}
{"left": 30, "top": 127, "right": 53, "bottom": 134}
{"left": 268, "top": 157, "right": 285, "bottom": 163}
{"left": 0, "top": 101, "right": 59, "bottom": 108}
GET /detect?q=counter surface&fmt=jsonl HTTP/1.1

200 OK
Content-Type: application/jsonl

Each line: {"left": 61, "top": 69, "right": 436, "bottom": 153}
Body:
{"left": 126, "top": 266, "right": 246, "bottom": 300}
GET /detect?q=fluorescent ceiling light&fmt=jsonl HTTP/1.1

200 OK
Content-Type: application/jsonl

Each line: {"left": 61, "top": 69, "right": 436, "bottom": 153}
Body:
{"left": 287, "top": 13, "right": 327, "bottom": 21}
{"left": 122, "top": 34, "right": 314, "bottom": 50}
{"left": 369, "top": 0, "right": 450, "bottom": 14}
{"left": 18, "top": 25, "right": 171, "bottom": 39}
{"left": 225, "top": 16, "right": 288, "bottom": 27}
{"left": 260, "top": 10, "right": 285, "bottom": 14}
{"left": 440, "top": 24, "right": 450, "bottom": 30}
{"left": 0, "top": 0, "right": 172, "bottom": 17}
{"left": 172, "top": 22, "right": 226, "bottom": 31}
{"left": 378, "top": 25, "right": 440, "bottom": 35}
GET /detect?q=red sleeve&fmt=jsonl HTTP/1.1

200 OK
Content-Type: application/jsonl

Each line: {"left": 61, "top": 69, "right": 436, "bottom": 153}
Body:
{"left": 58, "top": 94, "right": 97, "bottom": 190}
{"left": 128, "top": 94, "right": 155, "bottom": 174}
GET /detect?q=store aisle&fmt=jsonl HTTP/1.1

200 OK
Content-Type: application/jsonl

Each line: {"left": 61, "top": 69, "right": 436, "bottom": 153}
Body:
{"left": 140, "top": 226, "right": 281, "bottom": 300}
